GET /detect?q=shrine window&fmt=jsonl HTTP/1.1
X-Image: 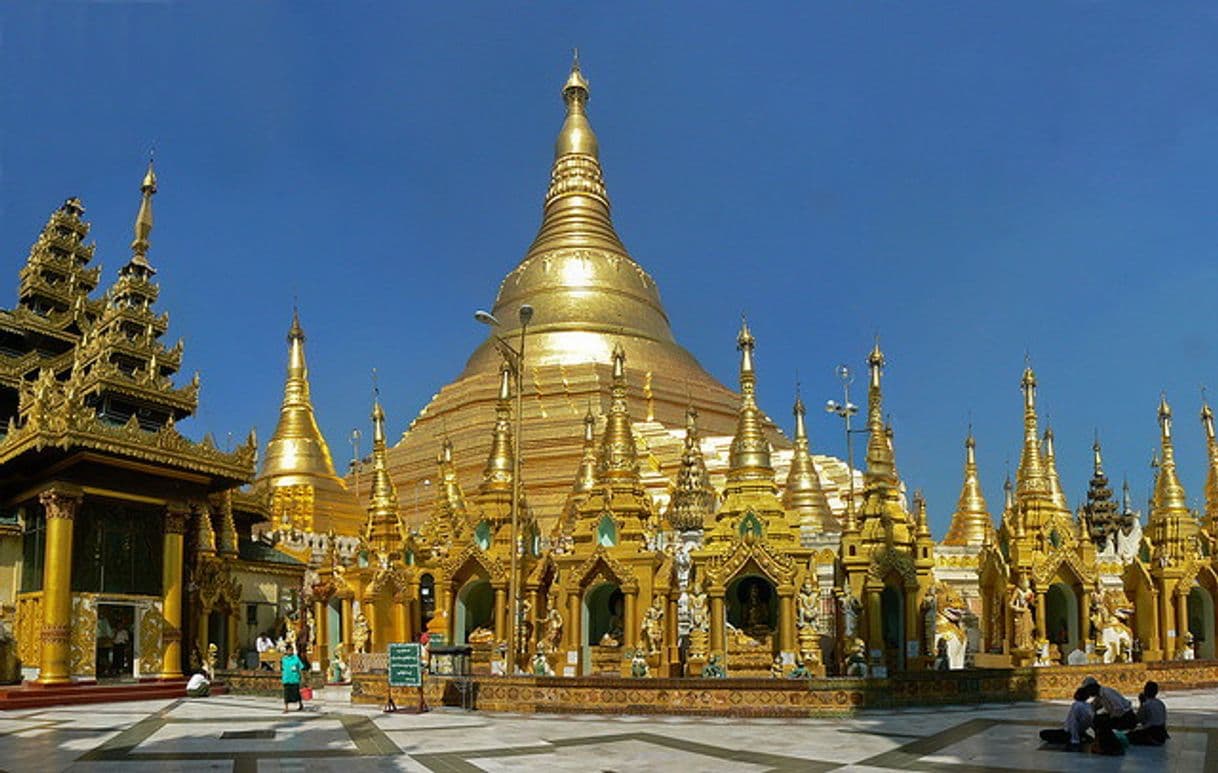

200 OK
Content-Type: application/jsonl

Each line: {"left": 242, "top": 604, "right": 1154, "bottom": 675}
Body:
{"left": 20, "top": 506, "right": 44, "bottom": 592}
{"left": 70, "top": 500, "right": 162, "bottom": 595}
{"left": 597, "top": 514, "right": 617, "bottom": 547}
{"left": 475, "top": 520, "right": 492, "bottom": 550}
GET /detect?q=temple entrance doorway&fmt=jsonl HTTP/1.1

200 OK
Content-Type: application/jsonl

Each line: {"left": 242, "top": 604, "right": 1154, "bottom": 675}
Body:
{"left": 582, "top": 583, "right": 623, "bottom": 675}
{"left": 207, "top": 610, "right": 230, "bottom": 670}
{"left": 419, "top": 573, "right": 436, "bottom": 633}
{"left": 96, "top": 603, "right": 136, "bottom": 681}
{"left": 726, "top": 575, "right": 776, "bottom": 641}
{"left": 1046, "top": 583, "right": 1080, "bottom": 658}
{"left": 880, "top": 584, "right": 905, "bottom": 672}
{"left": 1187, "top": 586, "right": 1215, "bottom": 659}
{"left": 454, "top": 579, "right": 493, "bottom": 645}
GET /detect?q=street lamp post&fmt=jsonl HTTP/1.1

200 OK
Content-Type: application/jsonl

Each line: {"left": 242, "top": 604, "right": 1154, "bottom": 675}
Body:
{"left": 475, "top": 303, "right": 534, "bottom": 671}
{"left": 825, "top": 365, "right": 862, "bottom": 528}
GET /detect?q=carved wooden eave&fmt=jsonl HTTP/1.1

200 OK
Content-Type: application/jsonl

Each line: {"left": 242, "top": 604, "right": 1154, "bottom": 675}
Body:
{"left": 441, "top": 543, "right": 508, "bottom": 586}
{"left": 865, "top": 546, "right": 919, "bottom": 589}
{"left": 570, "top": 546, "right": 637, "bottom": 592}
{"left": 0, "top": 414, "right": 254, "bottom": 482}
{"left": 1032, "top": 545, "right": 1095, "bottom": 589}
{"left": 703, "top": 538, "right": 796, "bottom": 588}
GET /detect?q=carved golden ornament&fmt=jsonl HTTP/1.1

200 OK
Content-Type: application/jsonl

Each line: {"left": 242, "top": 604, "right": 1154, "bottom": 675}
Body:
{"left": 704, "top": 539, "right": 795, "bottom": 587}
{"left": 15, "top": 596, "right": 42, "bottom": 664}
{"left": 69, "top": 595, "right": 98, "bottom": 676}
{"left": 571, "top": 546, "right": 637, "bottom": 591}
{"left": 40, "top": 623, "right": 72, "bottom": 644}
{"left": 139, "top": 603, "right": 164, "bottom": 676}
{"left": 39, "top": 487, "right": 82, "bottom": 520}
{"left": 441, "top": 543, "right": 508, "bottom": 584}
{"left": 165, "top": 508, "right": 190, "bottom": 534}
{"left": 193, "top": 558, "right": 242, "bottom": 612}
{"left": 865, "top": 547, "right": 919, "bottom": 588}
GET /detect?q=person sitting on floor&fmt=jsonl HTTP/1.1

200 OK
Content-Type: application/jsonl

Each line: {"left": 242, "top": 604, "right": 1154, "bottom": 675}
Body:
{"left": 185, "top": 670, "right": 210, "bottom": 698}
{"left": 1129, "top": 680, "right": 1170, "bottom": 746}
{"left": 1039, "top": 686, "right": 1094, "bottom": 751}
{"left": 1082, "top": 676, "right": 1136, "bottom": 755}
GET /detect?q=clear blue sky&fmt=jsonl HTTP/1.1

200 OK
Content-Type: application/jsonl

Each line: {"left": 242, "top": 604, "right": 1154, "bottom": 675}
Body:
{"left": 2, "top": 3, "right": 1216, "bottom": 535}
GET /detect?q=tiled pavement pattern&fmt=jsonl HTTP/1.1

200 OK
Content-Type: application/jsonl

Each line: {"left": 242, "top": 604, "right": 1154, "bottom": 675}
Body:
{"left": 0, "top": 687, "right": 1215, "bottom": 771}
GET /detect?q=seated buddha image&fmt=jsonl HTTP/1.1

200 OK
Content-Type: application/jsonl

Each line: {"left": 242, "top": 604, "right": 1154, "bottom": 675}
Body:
{"left": 739, "top": 579, "right": 774, "bottom": 637}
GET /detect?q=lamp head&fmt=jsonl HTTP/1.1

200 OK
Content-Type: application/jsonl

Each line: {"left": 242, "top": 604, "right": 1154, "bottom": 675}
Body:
{"left": 474, "top": 309, "right": 501, "bottom": 327}
{"left": 825, "top": 400, "right": 839, "bottom": 413}
{"left": 518, "top": 304, "right": 534, "bottom": 326}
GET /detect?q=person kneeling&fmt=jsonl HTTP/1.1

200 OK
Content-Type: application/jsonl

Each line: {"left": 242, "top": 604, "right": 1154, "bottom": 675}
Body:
{"left": 1128, "top": 681, "right": 1170, "bottom": 746}
{"left": 1039, "top": 687, "right": 1094, "bottom": 751}
{"left": 185, "top": 671, "right": 211, "bottom": 698}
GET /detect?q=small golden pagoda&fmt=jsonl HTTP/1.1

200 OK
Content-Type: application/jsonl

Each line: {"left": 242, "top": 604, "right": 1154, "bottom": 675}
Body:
{"left": 256, "top": 310, "right": 362, "bottom": 537}
{"left": 838, "top": 343, "right": 935, "bottom": 674}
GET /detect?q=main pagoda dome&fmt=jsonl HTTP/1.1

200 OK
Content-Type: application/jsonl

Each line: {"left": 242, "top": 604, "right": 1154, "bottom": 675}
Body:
{"left": 376, "top": 58, "right": 849, "bottom": 529}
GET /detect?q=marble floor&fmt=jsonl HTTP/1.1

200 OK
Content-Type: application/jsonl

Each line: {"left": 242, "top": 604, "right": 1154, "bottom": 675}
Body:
{"left": 0, "top": 685, "right": 1214, "bottom": 772}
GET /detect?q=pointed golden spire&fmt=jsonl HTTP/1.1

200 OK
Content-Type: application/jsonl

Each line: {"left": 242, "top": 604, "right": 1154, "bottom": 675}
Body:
{"left": 1203, "top": 399, "right": 1218, "bottom": 528}
{"left": 525, "top": 53, "right": 626, "bottom": 260}
{"left": 1043, "top": 425, "right": 1070, "bottom": 514}
{"left": 1152, "top": 394, "right": 1189, "bottom": 515}
{"left": 436, "top": 436, "right": 468, "bottom": 519}
{"left": 1015, "top": 366, "right": 1050, "bottom": 500}
{"left": 596, "top": 343, "right": 640, "bottom": 483}
{"left": 727, "top": 318, "right": 774, "bottom": 483}
{"left": 914, "top": 490, "right": 931, "bottom": 539}
{"left": 668, "top": 406, "right": 716, "bottom": 532}
{"left": 260, "top": 309, "right": 342, "bottom": 483}
{"left": 783, "top": 390, "right": 834, "bottom": 531}
{"left": 1081, "top": 434, "right": 1118, "bottom": 548}
{"left": 129, "top": 156, "right": 157, "bottom": 268}
{"left": 366, "top": 396, "right": 402, "bottom": 548}
{"left": 863, "top": 341, "right": 898, "bottom": 495}
{"left": 571, "top": 403, "right": 599, "bottom": 495}
{"left": 480, "top": 363, "right": 515, "bottom": 496}
{"left": 944, "top": 431, "right": 992, "bottom": 546}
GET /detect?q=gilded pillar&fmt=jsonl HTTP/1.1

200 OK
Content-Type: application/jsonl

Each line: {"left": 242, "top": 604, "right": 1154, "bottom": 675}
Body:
{"left": 36, "top": 487, "right": 82, "bottom": 685}
{"left": 1158, "top": 585, "right": 1173, "bottom": 657}
{"left": 393, "top": 598, "right": 408, "bottom": 644}
{"left": 340, "top": 597, "right": 354, "bottom": 652}
{"left": 494, "top": 586, "right": 508, "bottom": 643}
{"left": 159, "top": 506, "right": 189, "bottom": 680}
{"left": 1035, "top": 592, "right": 1047, "bottom": 642}
{"left": 623, "top": 591, "right": 637, "bottom": 650}
{"left": 1147, "top": 589, "right": 1161, "bottom": 654}
{"left": 778, "top": 589, "right": 795, "bottom": 652}
{"left": 363, "top": 598, "right": 379, "bottom": 650}
{"left": 314, "top": 600, "right": 329, "bottom": 664}
{"left": 1175, "top": 591, "right": 1189, "bottom": 655}
{"left": 1079, "top": 589, "right": 1091, "bottom": 648}
{"left": 709, "top": 592, "right": 725, "bottom": 655}
{"left": 566, "top": 591, "right": 580, "bottom": 650}
{"left": 665, "top": 594, "right": 679, "bottom": 653}
{"left": 904, "top": 589, "right": 919, "bottom": 663}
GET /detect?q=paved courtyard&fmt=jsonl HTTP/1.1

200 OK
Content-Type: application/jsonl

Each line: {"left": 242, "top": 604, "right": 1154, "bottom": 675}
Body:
{"left": 0, "top": 686, "right": 1214, "bottom": 772}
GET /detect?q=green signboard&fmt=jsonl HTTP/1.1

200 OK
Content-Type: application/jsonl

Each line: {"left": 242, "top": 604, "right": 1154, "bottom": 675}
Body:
{"left": 388, "top": 642, "right": 422, "bottom": 688}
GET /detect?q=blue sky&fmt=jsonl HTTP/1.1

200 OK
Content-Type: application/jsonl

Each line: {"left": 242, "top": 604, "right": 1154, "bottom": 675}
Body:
{"left": 2, "top": 3, "right": 1216, "bottom": 534}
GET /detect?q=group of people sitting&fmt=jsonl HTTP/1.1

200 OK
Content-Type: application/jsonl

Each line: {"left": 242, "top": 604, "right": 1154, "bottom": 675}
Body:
{"left": 1040, "top": 677, "right": 1169, "bottom": 755}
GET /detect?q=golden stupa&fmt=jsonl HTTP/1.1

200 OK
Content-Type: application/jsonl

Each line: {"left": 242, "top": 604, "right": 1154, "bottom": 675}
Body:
{"left": 372, "top": 58, "right": 855, "bottom": 529}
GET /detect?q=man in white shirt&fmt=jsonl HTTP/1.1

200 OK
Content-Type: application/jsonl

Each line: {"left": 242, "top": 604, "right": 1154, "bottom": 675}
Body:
{"left": 1039, "top": 686, "right": 1094, "bottom": 750}
{"left": 185, "top": 671, "right": 210, "bottom": 698}
{"left": 256, "top": 633, "right": 274, "bottom": 671}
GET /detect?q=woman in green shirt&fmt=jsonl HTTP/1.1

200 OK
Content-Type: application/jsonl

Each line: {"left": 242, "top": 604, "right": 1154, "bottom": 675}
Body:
{"left": 281, "top": 644, "right": 306, "bottom": 712}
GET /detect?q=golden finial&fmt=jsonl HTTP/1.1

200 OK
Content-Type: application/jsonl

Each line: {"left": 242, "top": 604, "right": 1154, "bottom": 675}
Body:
{"left": 481, "top": 363, "right": 515, "bottom": 495}
{"left": 945, "top": 428, "right": 991, "bottom": 546}
{"left": 1015, "top": 364, "right": 1049, "bottom": 500}
{"left": 1043, "top": 425, "right": 1069, "bottom": 514}
{"left": 1093, "top": 431, "right": 1104, "bottom": 475}
{"left": 556, "top": 49, "right": 595, "bottom": 157}
{"left": 863, "top": 340, "right": 898, "bottom": 496}
{"left": 914, "top": 490, "right": 931, "bottom": 538}
{"left": 1151, "top": 392, "right": 1189, "bottom": 517}
{"left": 596, "top": 340, "right": 640, "bottom": 483}
{"left": 130, "top": 154, "right": 158, "bottom": 266}
{"left": 365, "top": 390, "right": 402, "bottom": 548}
{"left": 737, "top": 315, "right": 756, "bottom": 375}
{"left": 784, "top": 387, "right": 832, "bottom": 531}
{"left": 571, "top": 402, "right": 599, "bottom": 495}
{"left": 612, "top": 342, "right": 626, "bottom": 381}
{"left": 727, "top": 318, "right": 772, "bottom": 481}
{"left": 1202, "top": 392, "right": 1218, "bottom": 527}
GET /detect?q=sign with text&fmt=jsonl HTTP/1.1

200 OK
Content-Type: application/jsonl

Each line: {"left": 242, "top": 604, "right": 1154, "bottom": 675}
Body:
{"left": 388, "top": 642, "right": 423, "bottom": 688}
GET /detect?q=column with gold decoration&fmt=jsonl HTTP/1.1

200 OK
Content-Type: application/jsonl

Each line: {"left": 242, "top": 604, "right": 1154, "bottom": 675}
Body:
{"left": 36, "top": 486, "right": 82, "bottom": 684}
{"left": 160, "top": 505, "right": 190, "bottom": 679}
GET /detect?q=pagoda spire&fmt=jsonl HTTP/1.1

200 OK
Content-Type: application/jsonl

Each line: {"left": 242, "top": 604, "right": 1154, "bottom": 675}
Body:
{"left": 365, "top": 396, "right": 403, "bottom": 549}
{"left": 596, "top": 344, "right": 641, "bottom": 484}
{"left": 479, "top": 363, "right": 515, "bottom": 498}
{"left": 129, "top": 158, "right": 157, "bottom": 269}
{"left": 1082, "top": 435, "right": 1118, "bottom": 548}
{"left": 525, "top": 52, "right": 627, "bottom": 260}
{"left": 783, "top": 390, "right": 834, "bottom": 532}
{"left": 1202, "top": 400, "right": 1218, "bottom": 532}
{"left": 863, "top": 341, "right": 898, "bottom": 497}
{"left": 1015, "top": 367, "right": 1049, "bottom": 499}
{"left": 943, "top": 431, "right": 992, "bottom": 546}
{"left": 436, "top": 437, "right": 469, "bottom": 521}
{"left": 668, "top": 407, "right": 716, "bottom": 533}
{"left": 571, "top": 403, "right": 599, "bottom": 496}
{"left": 1149, "top": 394, "right": 1198, "bottom": 561}
{"left": 1043, "top": 425, "right": 1069, "bottom": 515}
{"left": 727, "top": 318, "right": 775, "bottom": 484}
{"left": 261, "top": 308, "right": 341, "bottom": 482}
